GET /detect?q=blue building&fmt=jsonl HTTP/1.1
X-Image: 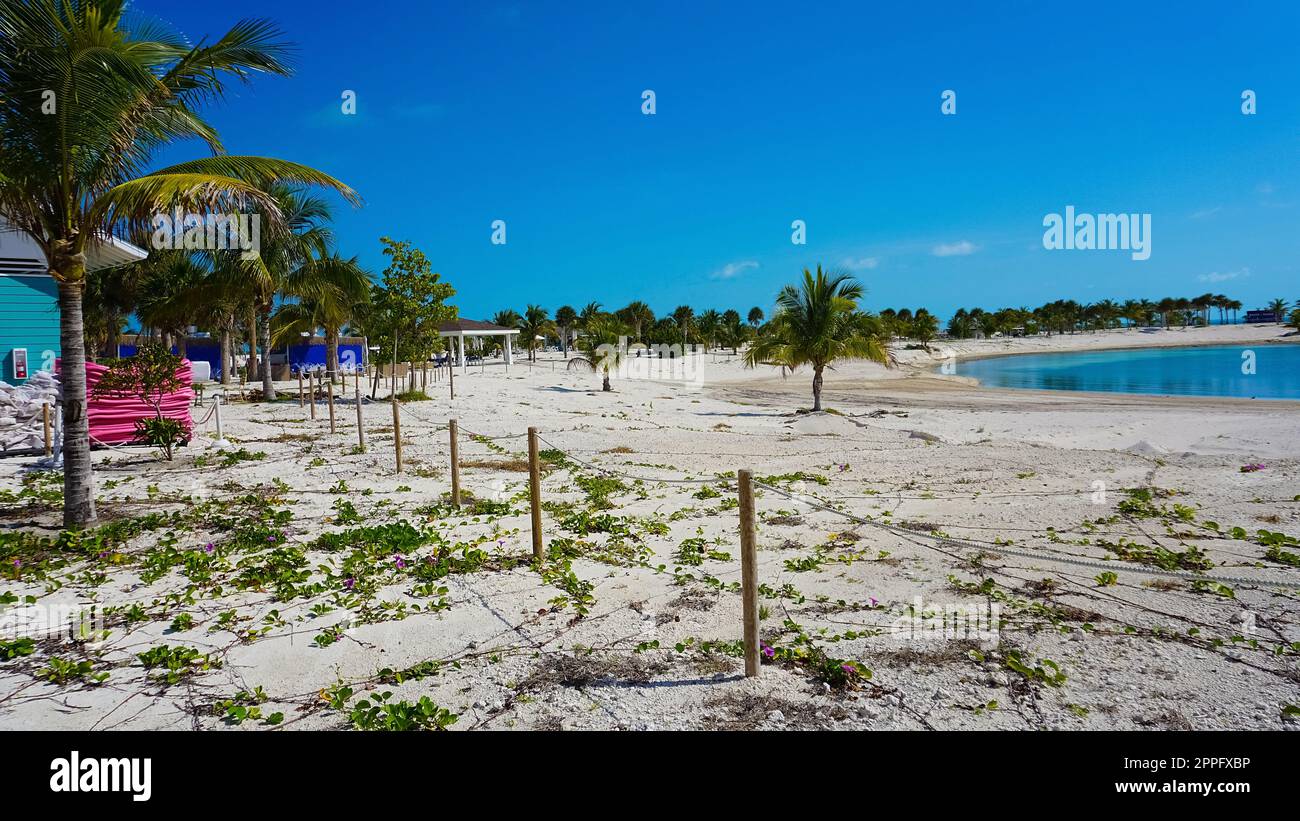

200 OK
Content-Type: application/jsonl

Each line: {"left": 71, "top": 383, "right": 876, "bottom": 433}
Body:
{"left": 0, "top": 221, "right": 147, "bottom": 383}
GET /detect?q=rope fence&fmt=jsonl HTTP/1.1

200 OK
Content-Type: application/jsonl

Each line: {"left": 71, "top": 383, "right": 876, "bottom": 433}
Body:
{"left": 67, "top": 369, "right": 1300, "bottom": 681}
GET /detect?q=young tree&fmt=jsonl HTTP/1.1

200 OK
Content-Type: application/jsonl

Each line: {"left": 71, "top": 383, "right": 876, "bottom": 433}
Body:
{"left": 358, "top": 238, "right": 456, "bottom": 394}
{"left": 745, "top": 266, "right": 891, "bottom": 412}
{"left": 94, "top": 344, "right": 187, "bottom": 460}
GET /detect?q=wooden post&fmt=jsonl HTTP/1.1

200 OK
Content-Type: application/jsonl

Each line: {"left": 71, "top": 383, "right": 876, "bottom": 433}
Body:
{"left": 354, "top": 367, "right": 360, "bottom": 398}
{"left": 449, "top": 418, "right": 461, "bottom": 507}
{"left": 738, "top": 469, "right": 760, "bottom": 678}
{"left": 42, "top": 402, "right": 51, "bottom": 457}
{"left": 528, "top": 427, "right": 543, "bottom": 561}
{"left": 355, "top": 393, "right": 365, "bottom": 451}
{"left": 448, "top": 357, "right": 455, "bottom": 400}
{"left": 309, "top": 371, "right": 317, "bottom": 420}
{"left": 298, "top": 370, "right": 304, "bottom": 407}
{"left": 327, "top": 375, "right": 336, "bottom": 434}
{"left": 391, "top": 396, "right": 403, "bottom": 473}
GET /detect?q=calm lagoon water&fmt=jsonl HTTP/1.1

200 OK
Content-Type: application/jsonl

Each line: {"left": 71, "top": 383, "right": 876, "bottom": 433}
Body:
{"left": 951, "top": 344, "right": 1300, "bottom": 400}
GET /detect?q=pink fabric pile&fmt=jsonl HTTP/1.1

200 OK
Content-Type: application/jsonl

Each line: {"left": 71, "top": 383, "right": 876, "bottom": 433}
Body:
{"left": 57, "top": 359, "right": 196, "bottom": 446}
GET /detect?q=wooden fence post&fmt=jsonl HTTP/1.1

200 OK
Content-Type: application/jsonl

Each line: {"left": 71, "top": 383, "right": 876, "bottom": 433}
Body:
{"left": 355, "top": 394, "right": 365, "bottom": 452}
{"left": 528, "top": 426, "right": 543, "bottom": 561}
{"left": 298, "top": 370, "right": 304, "bottom": 407}
{"left": 42, "top": 402, "right": 52, "bottom": 457}
{"left": 391, "top": 396, "right": 403, "bottom": 473}
{"left": 327, "top": 375, "right": 336, "bottom": 434}
{"left": 309, "top": 371, "right": 317, "bottom": 420}
{"left": 738, "top": 469, "right": 760, "bottom": 678}
{"left": 449, "top": 418, "right": 461, "bottom": 507}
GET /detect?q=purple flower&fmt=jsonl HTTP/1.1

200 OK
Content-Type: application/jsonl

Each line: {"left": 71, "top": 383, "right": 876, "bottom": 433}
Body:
{"left": 267, "top": 534, "right": 277, "bottom": 542}
{"left": 394, "top": 555, "right": 406, "bottom": 570}
{"left": 11, "top": 558, "right": 20, "bottom": 569}
{"left": 841, "top": 663, "right": 856, "bottom": 675}
{"left": 869, "top": 597, "right": 879, "bottom": 607}
{"left": 98, "top": 551, "right": 109, "bottom": 560}
{"left": 343, "top": 577, "right": 355, "bottom": 590}
{"left": 761, "top": 643, "right": 775, "bottom": 659}
{"left": 204, "top": 543, "right": 215, "bottom": 554}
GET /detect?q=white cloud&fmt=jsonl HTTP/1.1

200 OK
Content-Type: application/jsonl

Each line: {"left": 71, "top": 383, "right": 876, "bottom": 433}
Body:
{"left": 1189, "top": 206, "right": 1222, "bottom": 220}
{"left": 710, "top": 260, "right": 759, "bottom": 280}
{"left": 1197, "top": 267, "right": 1250, "bottom": 283}
{"left": 931, "top": 240, "right": 978, "bottom": 257}
{"left": 1256, "top": 182, "right": 1276, "bottom": 195}
{"left": 841, "top": 256, "right": 879, "bottom": 271}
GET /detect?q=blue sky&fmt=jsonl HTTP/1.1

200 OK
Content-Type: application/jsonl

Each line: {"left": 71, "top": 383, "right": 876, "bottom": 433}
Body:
{"left": 143, "top": 0, "right": 1300, "bottom": 322}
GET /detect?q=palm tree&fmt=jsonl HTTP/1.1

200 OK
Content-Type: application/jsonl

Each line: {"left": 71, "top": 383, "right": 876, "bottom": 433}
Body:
{"left": 568, "top": 316, "right": 629, "bottom": 391}
{"left": 719, "top": 309, "right": 746, "bottom": 353}
{"left": 1268, "top": 298, "right": 1289, "bottom": 323}
{"left": 697, "top": 309, "right": 722, "bottom": 350}
{"left": 517, "top": 304, "right": 554, "bottom": 362}
{"left": 555, "top": 305, "right": 577, "bottom": 355}
{"left": 671, "top": 305, "right": 694, "bottom": 349}
{"left": 744, "top": 266, "right": 891, "bottom": 412}
{"left": 239, "top": 186, "right": 339, "bottom": 400}
{"left": 493, "top": 309, "right": 523, "bottom": 329}
{"left": 616, "top": 301, "right": 654, "bottom": 343}
{"left": 270, "top": 253, "right": 372, "bottom": 378}
{"left": 1226, "top": 298, "right": 1242, "bottom": 324}
{"left": 133, "top": 251, "right": 212, "bottom": 358}
{"left": 747, "top": 306, "right": 765, "bottom": 328}
{"left": 0, "top": 2, "right": 359, "bottom": 527}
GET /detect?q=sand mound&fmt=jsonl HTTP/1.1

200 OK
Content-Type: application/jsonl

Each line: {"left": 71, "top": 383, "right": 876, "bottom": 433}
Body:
{"left": 784, "top": 411, "right": 860, "bottom": 436}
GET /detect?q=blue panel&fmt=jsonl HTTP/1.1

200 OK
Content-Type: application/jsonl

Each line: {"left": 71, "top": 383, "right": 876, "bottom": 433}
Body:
{"left": 0, "top": 275, "right": 60, "bottom": 383}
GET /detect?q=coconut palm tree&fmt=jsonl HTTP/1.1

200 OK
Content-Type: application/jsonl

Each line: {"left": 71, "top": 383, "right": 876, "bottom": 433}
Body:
{"left": 696, "top": 309, "right": 722, "bottom": 350}
{"left": 616, "top": 301, "right": 654, "bottom": 343}
{"left": 568, "top": 315, "right": 629, "bottom": 391}
{"left": 671, "top": 305, "right": 694, "bottom": 349}
{"left": 237, "top": 185, "right": 338, "bottom": 400}
{"left": 748, "top": 307, "right": 765, "bottom": 328}
{"left": 1226, "top": 298, "right": 1242, "bottom": 324}
{"left": 555, "top": 305, "right": 577, "bottom": 355}
{"left": 719, "top": 309, "right": 746, "bottom": 353}
{"left": 1269, "top": 298, "right": 1289, "bottom": 323}
{"left": 270, "top": 253, "right": 372, "bottom": 377}
{"left": 133, "top": 251, "right": 212, "bottom": 358}
{"left": 0, "top": 1, "right": 359, "bottom": 527}
{"left": 493, "top": 309, "right": 522, "bottom": 329}
{"left": 517, "top": 304, "right": 554, "bottom": 362}
{"left": 744, "top": 266, "right": 891, "bottom": 412}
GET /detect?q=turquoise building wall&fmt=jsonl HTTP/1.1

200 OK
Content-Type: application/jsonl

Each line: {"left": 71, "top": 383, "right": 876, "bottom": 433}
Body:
{"left": 0, "top": 274, "right": 61, "bottom": 384}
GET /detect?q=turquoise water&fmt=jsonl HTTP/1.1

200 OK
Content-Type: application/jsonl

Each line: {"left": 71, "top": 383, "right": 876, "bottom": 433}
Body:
{"left": 952, "top": 344, "right": 1300, "bottom": 400}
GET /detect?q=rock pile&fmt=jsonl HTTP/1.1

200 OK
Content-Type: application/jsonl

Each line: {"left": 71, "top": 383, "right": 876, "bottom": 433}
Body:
{"left": 0, "top": 371, "right": 60, "bottom": 452}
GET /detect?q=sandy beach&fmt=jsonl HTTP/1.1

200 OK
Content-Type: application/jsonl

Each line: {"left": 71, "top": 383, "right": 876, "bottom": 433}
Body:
{"left": 1, "top": 323, "right": 1298, "bottom": 731}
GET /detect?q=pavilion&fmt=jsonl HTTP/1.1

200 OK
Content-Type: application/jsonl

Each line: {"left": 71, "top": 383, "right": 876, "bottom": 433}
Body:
{"left": 437, "top": 319, "right": 521, "bottom": 373}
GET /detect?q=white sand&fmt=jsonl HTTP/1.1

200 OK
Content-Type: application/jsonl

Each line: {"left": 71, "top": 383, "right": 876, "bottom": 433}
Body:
{"left": 1, "top": 323, "right": 1297, "bottom": 731}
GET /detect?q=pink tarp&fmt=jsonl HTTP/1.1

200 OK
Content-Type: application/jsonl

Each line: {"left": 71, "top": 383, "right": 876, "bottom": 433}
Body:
{"left": 57, "top": 359, "right": 195, "bottom": 446}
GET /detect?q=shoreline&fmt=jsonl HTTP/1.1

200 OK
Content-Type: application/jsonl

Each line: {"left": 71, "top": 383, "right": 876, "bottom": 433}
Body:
{"left": 938, "top": 331, "right": 1299, "bottom": 365}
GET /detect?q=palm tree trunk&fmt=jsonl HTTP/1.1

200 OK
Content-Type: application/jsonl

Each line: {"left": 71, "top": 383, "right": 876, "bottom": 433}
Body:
{"left": 812, "top": 365, "right": 824, "bottom": 412}
{"left": 326, "top": 327, "right": 340, "bottom": 383}
{"left": 57, "top": 279, "right": 98, "bottom": 528}
{"left": 258, "top": 305, "right": 276, "bottom": 400}
{"left": 602, "top": 370, "right": 611, "bottom": 391}
{"left": 220, "top": 327, "right": 232, "bottom": 385}
{"left": 245, "top": 305, "right": 257, "bottom": 381}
